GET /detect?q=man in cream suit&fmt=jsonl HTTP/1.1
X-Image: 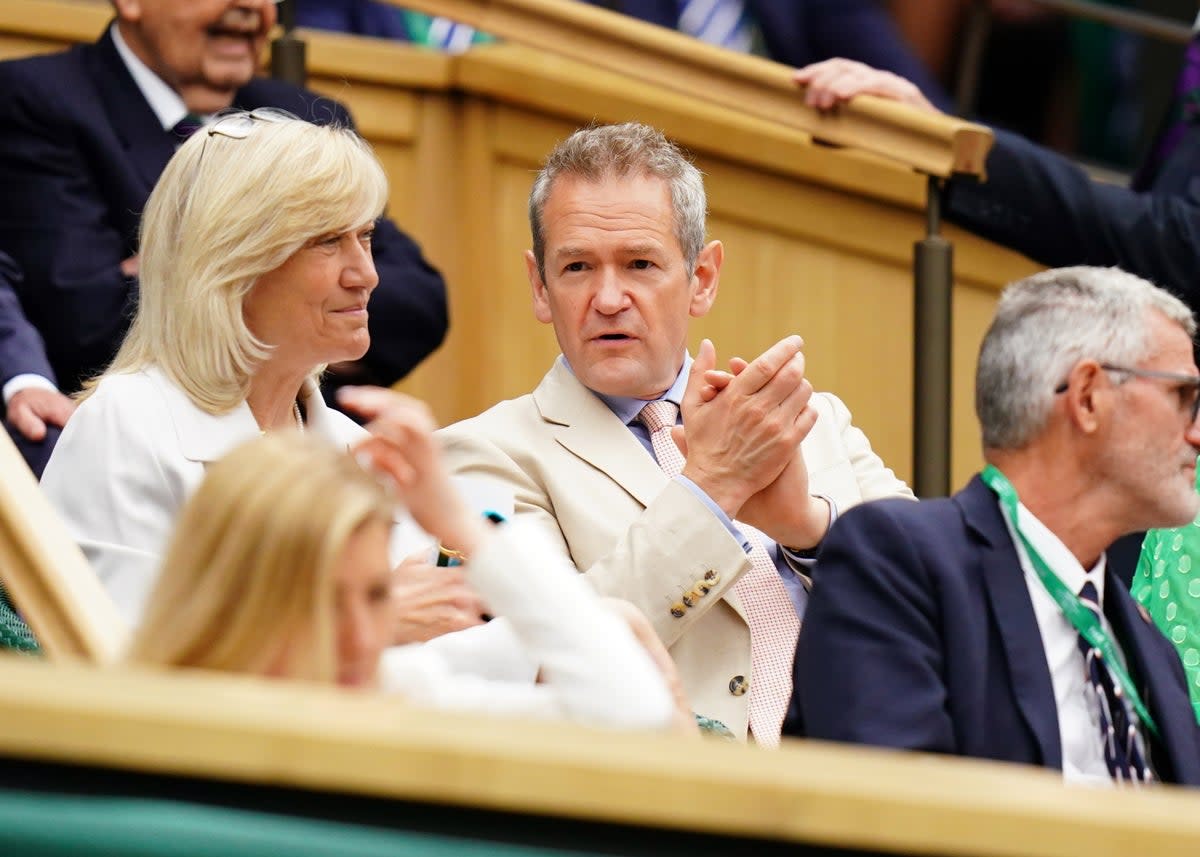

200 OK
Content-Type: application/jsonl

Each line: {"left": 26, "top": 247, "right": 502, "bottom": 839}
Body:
{"left": 439, "top": 123, "right": 912, "bottom": 743}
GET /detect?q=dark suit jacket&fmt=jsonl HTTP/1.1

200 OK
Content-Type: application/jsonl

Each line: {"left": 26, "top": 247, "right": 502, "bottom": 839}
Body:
{"left": 784, "top": 477, "right": 1200, "bottom": 787}
{"left": 0, "top": 253, "right": 50, "bottom": 387}
{"left": 0, "top": 251, "right": 60, "bottom": 477}
{"left": 0, "top": 27, "right": 447, "bottom": 395}
{"left": 945, "top": 125, "right": 1200, "bottom": 309}
{"left": 586, "top": 0, "right": 950, "bottom": 109}
{"left": 294, "top": 0, "right": 412, "bottom": 40}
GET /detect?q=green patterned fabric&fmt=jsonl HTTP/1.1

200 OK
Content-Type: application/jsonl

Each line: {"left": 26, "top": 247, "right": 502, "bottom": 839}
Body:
{"left": 0, "top": 579, "right": 39, "bottom": 654}
{"left": 1133, "top": 479, "right": 1200, "bottom": 724}
{"left": 694, "top": 713, "right": 736, "bottom": 741}
{"left": 400, "top": 11, "right": 495, "bottom": 49}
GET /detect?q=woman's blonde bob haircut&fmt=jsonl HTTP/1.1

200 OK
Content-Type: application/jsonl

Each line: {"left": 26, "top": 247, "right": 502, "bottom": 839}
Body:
{"left": 128, "top": 432, "right": 395, "bottom": 682}
{"left": 83, "top": 111, "right": 389, "bottom": 412}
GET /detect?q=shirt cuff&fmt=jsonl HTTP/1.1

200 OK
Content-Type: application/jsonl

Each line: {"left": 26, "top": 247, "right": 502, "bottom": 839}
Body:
{"left": 674, "top": 474, "right": 753, "bottom": 553}
{"left": 780, "top": 494, "right": 839, "bottom": 563}
{"left": 3, "top": 373, "right": 58, "bottom": 407}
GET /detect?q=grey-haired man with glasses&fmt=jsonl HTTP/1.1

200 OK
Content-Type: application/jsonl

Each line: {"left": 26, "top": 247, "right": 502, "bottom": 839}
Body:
{"left": 0, "top": 0, "right": 447, "bottom": 476}
{"left": 786, "top": 265, "right": 1200, "bottom": 787}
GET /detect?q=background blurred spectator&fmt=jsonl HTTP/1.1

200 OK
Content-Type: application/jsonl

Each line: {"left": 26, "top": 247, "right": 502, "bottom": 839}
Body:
{"left": 587, "top": 0, "right": 952, "bottom": 108}
{"left": 295, "top": 0, "right": 493, "bottom": 49}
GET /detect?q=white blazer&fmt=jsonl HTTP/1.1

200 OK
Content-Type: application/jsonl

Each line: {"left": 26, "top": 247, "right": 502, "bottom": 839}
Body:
{"left": 382, "top": 518, "right": 677, "bottom": 729}
{"left": 40, "top": 366, "right": 424, "bottom": 624}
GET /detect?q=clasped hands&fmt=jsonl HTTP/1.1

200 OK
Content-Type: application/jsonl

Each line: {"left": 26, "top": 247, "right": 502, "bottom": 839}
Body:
{"left": 673, "top": 337, "right": 829, "bottom": 550}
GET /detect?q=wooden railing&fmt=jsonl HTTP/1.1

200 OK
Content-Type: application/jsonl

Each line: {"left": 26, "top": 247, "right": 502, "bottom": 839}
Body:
{"left": 0, "top": 430, "right": 125, "bottom": 663}
{"left": 1, "top": 654, "right": 1198, "bottom": 856}
{"left": 387, "top": 0, "right": 993, "bottom": 179}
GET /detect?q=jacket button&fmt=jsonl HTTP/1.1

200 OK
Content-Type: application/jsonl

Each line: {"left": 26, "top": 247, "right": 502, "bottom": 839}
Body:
{"left": 670, "top": 603, "right": 686, "bottom": 618}
{"left": 682, "top": 593, "right": 695, "bottom": 608}
{"left": 703, "top": 569, "right": 719, "bottom": 584}
{"left": 728, "top": 675, "right": 748, "bottom": 696}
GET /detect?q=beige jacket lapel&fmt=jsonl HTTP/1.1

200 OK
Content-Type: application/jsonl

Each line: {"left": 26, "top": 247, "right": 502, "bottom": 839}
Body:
{"left": 531, "top": 358, "right": 670, "bottom": 510}
{"left": 531, "top": 360, "right": 747, "bottom": 619}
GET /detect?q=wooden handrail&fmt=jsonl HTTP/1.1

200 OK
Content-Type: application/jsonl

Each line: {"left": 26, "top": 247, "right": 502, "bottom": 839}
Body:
{"left": 1, "top": 656, "right": 1199, "bottom": 855}
{"left": 386, "top": 0, "right": 993, "bottom": 179}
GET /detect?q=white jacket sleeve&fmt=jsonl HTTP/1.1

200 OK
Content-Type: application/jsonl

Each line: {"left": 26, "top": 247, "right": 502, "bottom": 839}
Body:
{"left": 378, "top": 518, "right": 677, "bottom": 730}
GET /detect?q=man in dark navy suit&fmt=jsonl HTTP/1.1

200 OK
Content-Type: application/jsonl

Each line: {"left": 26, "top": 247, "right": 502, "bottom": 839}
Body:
{"left": 785, "top": 266, "right": 1200, "bottom": 786}
{"left": 0, "top": 0, "right": 448, "bottom": 476}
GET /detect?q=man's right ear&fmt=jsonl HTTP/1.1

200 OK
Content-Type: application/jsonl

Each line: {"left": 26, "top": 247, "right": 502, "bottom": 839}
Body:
{"left": 525, "top": 250, "right": 553, "bottom": 325}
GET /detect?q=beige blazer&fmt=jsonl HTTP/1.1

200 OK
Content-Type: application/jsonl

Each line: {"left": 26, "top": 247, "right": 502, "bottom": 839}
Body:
{"left": 439, "top": 358, "right": 913, "bottom": 737}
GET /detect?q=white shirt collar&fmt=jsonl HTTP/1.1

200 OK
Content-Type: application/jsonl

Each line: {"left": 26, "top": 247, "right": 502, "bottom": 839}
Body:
{"left": 110, "top": 22, "right": 190, "bottom": 132}
{"left": 1007, "top": 500, "right": 1106, "bottom": 605}
{"left": 997, "top": 495, "right": 1120, "bottom": 785}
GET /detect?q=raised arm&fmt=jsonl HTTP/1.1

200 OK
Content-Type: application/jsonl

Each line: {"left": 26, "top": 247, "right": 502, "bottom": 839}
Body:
{"left": 792, "top": 58, "right": 1200, "bottom": 304}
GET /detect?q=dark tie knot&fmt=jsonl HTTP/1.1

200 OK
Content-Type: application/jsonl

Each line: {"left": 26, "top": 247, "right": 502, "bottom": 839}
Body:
{"left": 638, "top": 400, "right": 678, "bottom": 433}
{"left": 1078, "top": 580, "right": 1101, "bottom": 612}
{"left": 171, "top": 114, "right": 204, "bottom": 140}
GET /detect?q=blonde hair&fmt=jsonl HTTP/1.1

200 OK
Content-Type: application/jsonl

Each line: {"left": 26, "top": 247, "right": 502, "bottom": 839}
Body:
{"left": 83, "top": 112, "right": 389, "bottom": 413}
{"left": 128, "top": 433, "right": 395, "bottom": 681}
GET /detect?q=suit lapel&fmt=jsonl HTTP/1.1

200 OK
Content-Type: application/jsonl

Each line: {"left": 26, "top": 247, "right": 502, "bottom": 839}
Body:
{"left": 532, "top": 359, "right": 669, "bottom": 508}
{"left": 146, "top": 367, "right": 260, "bottom": 464}
{"left": 89, "top": 29, "right": 176, "bottom": 196}
{"left": 961, "top": 478, "right": 1063, "bottom": 768}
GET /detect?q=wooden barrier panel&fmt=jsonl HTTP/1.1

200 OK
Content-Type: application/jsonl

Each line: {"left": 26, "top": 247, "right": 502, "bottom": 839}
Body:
{"left": 0, "top": 430, "right": 125, "bottom": 663}
{"left": 0, "top": 655, "right": 1199, "bottom": 856}
{"left": 0, "top": 0, "right": 1040, "bottom": 489}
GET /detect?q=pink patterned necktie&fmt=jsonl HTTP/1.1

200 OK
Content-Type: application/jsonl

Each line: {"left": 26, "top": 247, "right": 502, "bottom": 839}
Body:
{"left": 638, "top": 400, "right": 799, "bottom": 747}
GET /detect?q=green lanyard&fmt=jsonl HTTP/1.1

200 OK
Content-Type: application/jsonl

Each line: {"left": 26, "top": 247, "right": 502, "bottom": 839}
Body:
{"left": 981, "top": 465, "right": 1160, "bottom": 740}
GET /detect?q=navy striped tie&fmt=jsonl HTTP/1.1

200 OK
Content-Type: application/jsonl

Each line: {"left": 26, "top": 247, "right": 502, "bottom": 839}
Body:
{"left": 1076, "top": 581, "right": 1153, "bottom": 785}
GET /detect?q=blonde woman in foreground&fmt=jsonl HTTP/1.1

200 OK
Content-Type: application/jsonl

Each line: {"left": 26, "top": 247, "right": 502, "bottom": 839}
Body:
{"left": 128, "top": 391, "right": 688, "bottom": 730}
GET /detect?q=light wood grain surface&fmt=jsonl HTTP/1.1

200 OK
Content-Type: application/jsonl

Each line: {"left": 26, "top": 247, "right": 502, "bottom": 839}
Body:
{"left": 0, "top": 655, "right": 1198, "bottom": 856}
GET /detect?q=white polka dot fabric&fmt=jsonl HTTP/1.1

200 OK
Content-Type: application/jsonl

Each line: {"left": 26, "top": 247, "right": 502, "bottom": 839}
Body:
{"left": 1134, "top": 519, "right": 1200, "bottom": 724}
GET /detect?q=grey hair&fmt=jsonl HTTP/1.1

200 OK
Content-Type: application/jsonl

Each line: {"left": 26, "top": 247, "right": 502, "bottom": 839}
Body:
{"left": 977, "top": 265, "right": 1195, "bottom": 450}
{"left": 528, "top": 122, "right": 706, "bottom": 280}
